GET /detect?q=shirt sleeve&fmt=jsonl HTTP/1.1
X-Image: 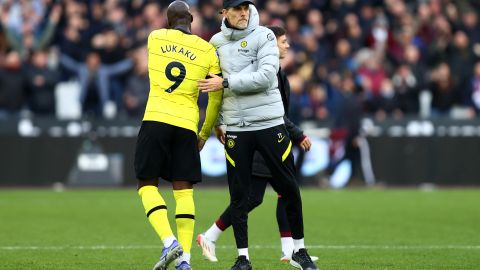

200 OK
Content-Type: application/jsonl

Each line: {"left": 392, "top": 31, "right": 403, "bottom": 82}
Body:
{"left": 208, "top": 47, "right": 222, "bottom": 75}
{"left": 198, "top": 90, "right": 223, "bottom": 140}
{"left": 199, "top": 46, "right": 223, "bottom": 140}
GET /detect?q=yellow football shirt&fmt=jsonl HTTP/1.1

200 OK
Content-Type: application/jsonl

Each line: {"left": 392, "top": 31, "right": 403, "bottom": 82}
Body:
{"left": 144, "top": 29, "right": 222, "bottom": 137}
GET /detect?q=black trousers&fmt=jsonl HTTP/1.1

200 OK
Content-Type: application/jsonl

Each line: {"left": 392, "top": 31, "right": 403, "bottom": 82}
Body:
{"left": 218, "top": 175, "right": 292, "bottom": 237}
{"left": 224, "top": 124, "right": 304, "bottom": 248}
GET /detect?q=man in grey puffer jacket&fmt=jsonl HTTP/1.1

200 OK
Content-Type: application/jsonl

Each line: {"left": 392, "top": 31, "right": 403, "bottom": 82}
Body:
{"left": 198, "top": 1, "right": 318, "bottom": 270}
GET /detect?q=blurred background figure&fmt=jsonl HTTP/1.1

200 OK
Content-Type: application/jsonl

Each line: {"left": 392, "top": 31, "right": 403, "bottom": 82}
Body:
{"left": 327, "top": 73, "right": 375, "bottom": 188}
{"left": 0, "top": 50, "right": 25, "bottom": 118}
{"left": 122, "top": 47, "right": 149, "bottom": 118}
{"left": 25, "top": 49, "right": 59, "bottom": 116}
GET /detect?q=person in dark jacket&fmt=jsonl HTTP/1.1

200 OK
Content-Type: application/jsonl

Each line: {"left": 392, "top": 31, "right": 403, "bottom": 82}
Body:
{"left": 25, "top": 50, "right": 60, "bottom": 115}
{"left": 197, "top": 25, "right": 318, "bottom": 264}
{"left": 0, "top": 51, "right": 25, "bottom": 117}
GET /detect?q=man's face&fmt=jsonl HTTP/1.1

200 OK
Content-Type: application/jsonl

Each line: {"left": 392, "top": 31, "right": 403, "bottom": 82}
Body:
{"left": 277, "top": 34, "right": 289, "bottom": 59}
{"left": 223, "top": 3, "right": 250, "bottom": 29}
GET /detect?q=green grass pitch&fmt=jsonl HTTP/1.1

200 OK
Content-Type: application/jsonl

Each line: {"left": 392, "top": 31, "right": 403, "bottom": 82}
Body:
{"left": 0, "top": 188, "right": 479, "bottom": 269}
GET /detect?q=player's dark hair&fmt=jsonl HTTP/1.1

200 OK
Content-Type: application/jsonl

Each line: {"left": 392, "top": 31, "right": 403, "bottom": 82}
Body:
{"left": 267, "top": 25, "right": 286, "bottom": 38}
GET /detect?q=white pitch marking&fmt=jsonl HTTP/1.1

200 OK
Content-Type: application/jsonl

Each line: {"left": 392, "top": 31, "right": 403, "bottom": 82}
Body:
{"left": 1, "top": 245, "right": 479, "bottom": 250}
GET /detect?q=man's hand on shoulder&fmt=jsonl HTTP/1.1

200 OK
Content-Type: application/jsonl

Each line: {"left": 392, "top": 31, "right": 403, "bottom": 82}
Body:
{"left": 198, "top": 73, "right": 224, "bottom": 92}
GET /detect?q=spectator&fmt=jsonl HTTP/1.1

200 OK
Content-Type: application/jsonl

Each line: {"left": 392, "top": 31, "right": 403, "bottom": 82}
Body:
{"left": 426, "top": 15, "right": 453, "bottom": 67}
{"left": 122, "top": 47, "right": 149, "bottom": 118}
{"left": 376, "top": 78, "right": 398, "bottom": 120}
{"left": 460, "top": 9, "right": 480, "bottom": 51}
{"left": 391, "top": 64, "right": 419, "bottom": 115}
{"left": 1, "top": 3, "right": 62, "bottom": 60}
{"left": 429, "top": 62, "right": 457, "bottom": 116}
{"left": 0, "top": 51, "right": 25, "bottom": 117}
{"left": 24, "top": 49, "right": 59, "bottom": 115}
{"left": 327, "top": 74, "right": 362, "bottom": 184}
{"left": 328, "top": 38, "right": 355, "bottom": 74}
{"left": 404, "top": 44, "right": 427, "bottom": 92}
{"left": 60, "top": 52, "right": 132, "bottom": 117}
{"left": 58, "top": 5, "right": 89, "bottom": 62}
{"left": 288, "top": 73, "right": 310, "bottom": 125}
{"left": 449, "top": 31, "right": 475, "bottom": 106}
{"left": 91, "top": 28, "right": 132, "bottom": 107}
{"left": 469, "top": 62, "right": 480, "bottom": 115}
{"left": 306, "top": 83, "right": 329, "bottom": 121}
{"left": 356, "top": 50, "right": 387, "bottom": 113}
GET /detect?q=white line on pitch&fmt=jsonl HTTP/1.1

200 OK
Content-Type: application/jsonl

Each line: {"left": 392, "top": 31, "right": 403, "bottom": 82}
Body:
{"left": 1, "top": 245, "right": 479, "bottom": 251}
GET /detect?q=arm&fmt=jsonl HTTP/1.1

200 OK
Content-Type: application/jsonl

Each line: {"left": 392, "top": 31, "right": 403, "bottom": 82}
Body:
{"left": 35, "top": 5, "right": 62, "bottom": 50}
{"left": 59, "top": 53, "right": 80, "bottom": 72}
{"left": 198, "top": 46, "right": 224, "bottom": 143}
{"left": 284, "top": 116, "right": 311, "bottom": 151}
{"left": 228, "top": 30, "right": 279, "bottom": 94}
{"left": 198, "top": 90, "right": 223, "bottom": 141}
{"left": 284, "top": 116, "right": 304, "bottom": 142}
{"left": 103, "top": 58, "right": 134, "bottom": 76}
{"left": 3, "top": 25, "right": 22, "bottom": 54}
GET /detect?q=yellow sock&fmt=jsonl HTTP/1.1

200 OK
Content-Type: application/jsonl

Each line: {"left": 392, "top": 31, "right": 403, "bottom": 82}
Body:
{"left": 173, "top": 189, "right": 195, "bottom": 254}
{"left": 138, "top": 186, "right": 174, "bottom": 241}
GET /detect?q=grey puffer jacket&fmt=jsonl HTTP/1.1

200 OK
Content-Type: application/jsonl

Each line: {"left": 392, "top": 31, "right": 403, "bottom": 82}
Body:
{"left": 211, "top": 5, "right": 284, "bottom": 131}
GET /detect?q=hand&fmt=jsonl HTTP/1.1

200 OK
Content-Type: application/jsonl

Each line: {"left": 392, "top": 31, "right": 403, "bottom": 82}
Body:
{"left": 33, "top": 75, "right": 45, "bottom": 86}
{"left": 299, "top": 136, "right": 312, "bottom": 152}
{"left": 197, "top": 137, "right": 206, "bottom": 151}
{"left": 198, "top": 73, "right": 224, "bottom": 93}
{"left": 49, "top": 4, "right": 62, "bottom": 24}
{"left": 215, "top": 125, "right": 225, "bottom": 145}
{"left": 352, "top": 136, "right": 360, "bottom": 148}
{"left": 123, "top": 95, "right": 139, "bottom": 109}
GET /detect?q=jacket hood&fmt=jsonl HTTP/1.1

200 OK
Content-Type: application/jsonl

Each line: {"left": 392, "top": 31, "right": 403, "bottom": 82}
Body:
{"left": 220, "top": 5, "right": 259, "bottom": 41}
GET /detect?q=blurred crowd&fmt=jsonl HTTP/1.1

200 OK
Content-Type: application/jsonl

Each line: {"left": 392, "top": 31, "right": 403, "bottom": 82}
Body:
{"left": 0, "top": 0, "right": 480, "bottom": 123}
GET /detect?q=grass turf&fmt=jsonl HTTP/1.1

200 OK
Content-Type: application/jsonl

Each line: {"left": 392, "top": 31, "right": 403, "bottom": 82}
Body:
{"left": 0, "top": 188, "right": 479, "bottom": 269}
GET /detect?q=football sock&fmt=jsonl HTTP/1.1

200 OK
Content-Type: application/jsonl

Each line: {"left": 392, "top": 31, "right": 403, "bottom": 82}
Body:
{"left": 281, "top": 236, "right": 294, "bottom": 256}
{"left": 205, "top": 222, "right": 223, "bottom": 241}
{"left": 293, "top": 238, "right": 305, "bottom": 252}
{"left": 238, "top": 248, "right": 249, "bottom": 260}
{"left": 138, "top": 185, "right": 174, "bottom": 242}
{"left": 173, "top": 189, "right": 195, "bottom": 254}
{"left": 163, "top": 235, "right": 176, "bottom": 248}
{"left": 175, "top": 252, "right": 191, "bottom": 265}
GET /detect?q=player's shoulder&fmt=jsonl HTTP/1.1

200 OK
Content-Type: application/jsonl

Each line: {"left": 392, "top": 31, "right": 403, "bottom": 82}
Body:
{"left": 148, "top": 29, "right": 168, "bottom": 45}
{"left": 149, "top": 28, "right": 167, "bottom": 38}
{"left": 189, "top": 33, "right": 215, "bottom": 52}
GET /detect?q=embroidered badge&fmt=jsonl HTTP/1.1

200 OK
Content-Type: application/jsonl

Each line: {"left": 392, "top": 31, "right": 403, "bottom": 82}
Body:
{"left": 227, "top": 138, "right": 235, "bottom": 148}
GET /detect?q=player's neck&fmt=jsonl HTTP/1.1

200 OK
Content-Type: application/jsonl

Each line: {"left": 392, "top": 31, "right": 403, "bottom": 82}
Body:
{"left": 171, "top": 24, "right": 191, "bottom": 34}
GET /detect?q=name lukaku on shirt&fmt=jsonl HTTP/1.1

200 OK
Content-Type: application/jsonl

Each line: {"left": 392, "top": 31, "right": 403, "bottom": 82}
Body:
{"left": 161, "top": 44, "right": 197, "bottom": 61}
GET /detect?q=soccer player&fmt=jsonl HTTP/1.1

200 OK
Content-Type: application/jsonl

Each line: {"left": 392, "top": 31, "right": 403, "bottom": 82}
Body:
{"left": 197, "top": 25, "right": 319, "bottom": 263}
{"left": 134, "top": 1, "right": 222, "bottom": 270}
{"left": 197, "top": 1, "right": 319, "bottom": 270}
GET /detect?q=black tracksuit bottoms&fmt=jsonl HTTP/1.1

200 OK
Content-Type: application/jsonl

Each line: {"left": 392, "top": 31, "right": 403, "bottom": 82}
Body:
{"left": 224, "top": 124, "right": 304, "bottom": 249}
